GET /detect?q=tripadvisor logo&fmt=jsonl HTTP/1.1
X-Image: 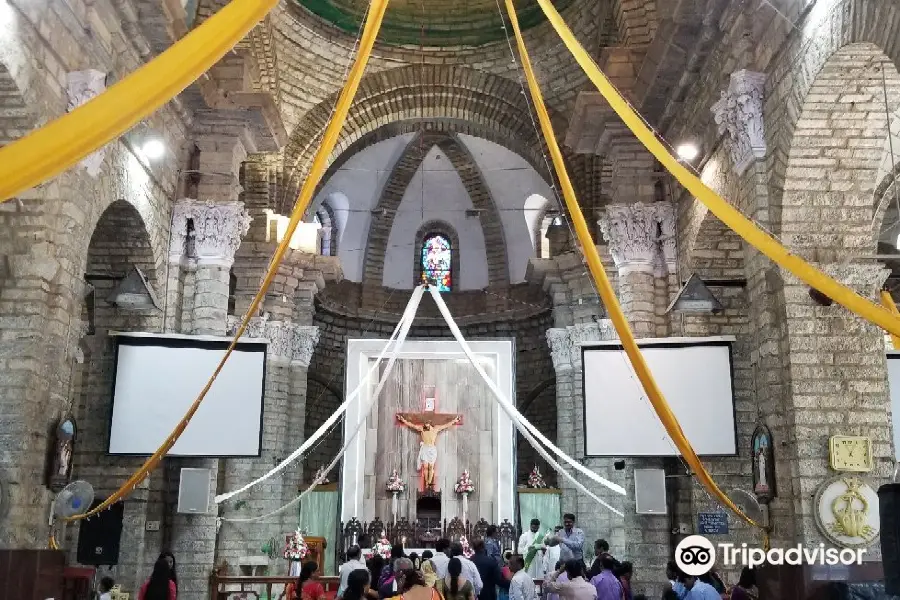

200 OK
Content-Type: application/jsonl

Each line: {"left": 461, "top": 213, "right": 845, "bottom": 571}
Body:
{"left": 675, "top": 535, "right": 866, "bottom": 576}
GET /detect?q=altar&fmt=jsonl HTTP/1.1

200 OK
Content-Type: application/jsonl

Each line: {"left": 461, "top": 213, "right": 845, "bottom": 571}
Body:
{"left": 341, "top": 339, "right": 516, "bottom": 527}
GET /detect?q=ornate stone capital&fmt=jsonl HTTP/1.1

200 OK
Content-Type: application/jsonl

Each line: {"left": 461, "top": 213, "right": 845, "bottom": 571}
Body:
{"left": 567, "top": 321, "right": 618, "bottom": 368}
{"left": 712, "top": 70, "right": 767, "bottom": 176}
{"left": 170, "top": 199, "right": 251, "bottom": 267}
{"left": 547, "top": 328, "right": 572, "bottom": 372}
{"left": 67, "top": 70, "right": 108, "bottom": 177}
{"left": 291, "top": 326, "right": 320, "bottom": 368}
{"left": 227, "top": 317, "right": 319, "bottom": 366}
{"left": 599, "top": 202, "right": 674, "bottom": 276}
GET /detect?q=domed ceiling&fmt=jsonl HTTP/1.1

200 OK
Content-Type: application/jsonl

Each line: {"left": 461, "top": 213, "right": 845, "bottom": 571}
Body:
{"left": 294, "top": 0, "right": 575, "bottom": 46}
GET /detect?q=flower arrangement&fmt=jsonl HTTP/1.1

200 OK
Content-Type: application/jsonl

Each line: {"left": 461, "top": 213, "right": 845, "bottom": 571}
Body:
{"left": 527, "top": 465, "right": 547, "bottom": 489}
{"left": 459, "top": 536, "right": 474, "bottom": 558}
{"left": 373, "top": 537, "right": 392, "bottom": 559}
{"left": 283, "top": 529, "right": 309, "bottom": 561}
{"left": 385, "top": 469, "right": 406, "bottom": 493}
{"left": 454, "top": 470, "right": 475, "bottom": 495}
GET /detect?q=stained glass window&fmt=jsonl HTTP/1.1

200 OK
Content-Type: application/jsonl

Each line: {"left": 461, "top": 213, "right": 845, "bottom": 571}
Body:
{"left": 420, "top": 233, "right": 452, "bottom": 292}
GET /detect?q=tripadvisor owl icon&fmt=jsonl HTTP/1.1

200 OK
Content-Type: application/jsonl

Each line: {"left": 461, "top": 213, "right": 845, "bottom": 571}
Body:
{"left": 675, "top": 535, "right": 716, "bottom": 576}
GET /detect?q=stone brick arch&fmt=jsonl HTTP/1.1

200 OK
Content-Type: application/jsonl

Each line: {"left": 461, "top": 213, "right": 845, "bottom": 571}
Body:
{"left": 281, "top": 65, "right": 582, "bottom": 215}
{"left": 315, "top": 200, "right": 338, "bottom": 256}
{"left": 765, "top": 0, "right": 900, "bottom": 241}
{"left": 778, "top": 43, "right": 900, "bottom": 259}
{"left": 84, "top": 199, "right": 160, "bottom": 289}
{"left": 413, "top": 220, "right": 461, "bottom": 290}
{"left": 361, "top": 131, "right": 509, "bottom": 287}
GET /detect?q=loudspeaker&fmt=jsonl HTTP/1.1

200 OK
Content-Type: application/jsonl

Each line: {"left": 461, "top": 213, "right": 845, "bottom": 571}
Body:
{"left": 634, "top": 468, "right": 667, "bottom": 515}
{"left": 76, "top": 500, "right": 124, "bottom": 566}
{"left": 879, "top": 483, "right": 900, "bottom": 595}
{"left": 177, "top": 467, "right": 211, "bottom": 514}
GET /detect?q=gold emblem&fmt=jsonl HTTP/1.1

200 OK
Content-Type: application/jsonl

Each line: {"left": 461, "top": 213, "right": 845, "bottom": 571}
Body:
{"left": 815, "top": 476, "right": 880, "bottom": 548}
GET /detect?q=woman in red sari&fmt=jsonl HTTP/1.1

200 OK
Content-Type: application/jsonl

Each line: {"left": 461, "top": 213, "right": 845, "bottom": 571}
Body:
{"left": 287, "top": 561, "right": 327, "bottom": 600}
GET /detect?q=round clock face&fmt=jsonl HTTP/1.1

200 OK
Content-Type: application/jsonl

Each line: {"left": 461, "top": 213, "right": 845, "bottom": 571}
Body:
{"left": 814, "top": 476, "right": 880, "bottom": 548}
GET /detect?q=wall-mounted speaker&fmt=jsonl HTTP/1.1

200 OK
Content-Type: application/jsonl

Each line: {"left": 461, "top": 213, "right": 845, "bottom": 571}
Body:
{"left": 77, "top": 499, "right": 124, "bottom": 566}
{"left": 177, "top": 468, "right": 211, "bottom": 514}
{"left": 634, "top": 468, "right": 667, "bottom": 515}
{"left": 879, "top": 483, "right": 900, "bottom": 596}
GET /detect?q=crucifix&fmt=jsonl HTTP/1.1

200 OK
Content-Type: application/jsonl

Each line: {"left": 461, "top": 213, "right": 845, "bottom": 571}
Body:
{"left": 396, "top": 385, "right": 462, "bottom": 491}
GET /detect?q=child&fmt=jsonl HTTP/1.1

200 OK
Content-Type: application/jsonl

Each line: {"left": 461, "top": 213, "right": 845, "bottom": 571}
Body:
{"left": 99, "top": 576, "right": 115, "bottom": 600}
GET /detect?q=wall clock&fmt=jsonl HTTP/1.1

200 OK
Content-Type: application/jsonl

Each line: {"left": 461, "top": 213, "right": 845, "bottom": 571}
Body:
{"left": 829, "top": 435, "right": 873, "bottom": 472}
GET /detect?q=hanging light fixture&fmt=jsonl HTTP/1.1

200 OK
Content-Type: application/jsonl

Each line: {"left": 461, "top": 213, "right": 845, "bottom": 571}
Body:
{"left": 666, "top": 273, "right": 723, "bottom": 314}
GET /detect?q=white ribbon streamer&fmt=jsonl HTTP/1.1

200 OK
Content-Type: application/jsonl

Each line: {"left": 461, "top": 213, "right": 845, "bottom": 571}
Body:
{"left": 215, "top": 286, "right": 426, "bottom": 503}
{"left": 428, "top": 286, "right": 627, "bottom": 507}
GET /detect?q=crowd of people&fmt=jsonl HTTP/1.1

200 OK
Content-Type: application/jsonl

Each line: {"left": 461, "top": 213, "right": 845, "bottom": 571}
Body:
{"left": 316, "top": 513, "right": 759, "bottom": 600}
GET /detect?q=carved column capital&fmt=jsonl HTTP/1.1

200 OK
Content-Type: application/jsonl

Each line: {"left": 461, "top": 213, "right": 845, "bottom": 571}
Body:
{"left": 169, "top": 199, "right": 251, "bottom": 267}
{"left": 291, "top": 326, "right": 320, "bottom": 368}
{"left": 711, "top": 69, "right": 767, "bottom": 176}
{"left": 598, "top": 202, "right": 674, "bottom": 276}
{"left": 227, "top": 318, "right": 319, "bottom": 366}
{"left": 66, "top": 70, "right": 108, "bottom": 178}
{"left": 567, "top": 321, "right": 618, "bottom": 369}
{"left": 546, "top": 328, "right": 572, "bottom": 372}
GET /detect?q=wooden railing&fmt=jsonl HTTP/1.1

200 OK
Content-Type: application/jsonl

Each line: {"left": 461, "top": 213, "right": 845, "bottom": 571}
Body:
{"left": 208, "top": 575, "right": 546, "bottom": 600}
{"left": 209, "top": 575, "right": 341, "bottom": 600}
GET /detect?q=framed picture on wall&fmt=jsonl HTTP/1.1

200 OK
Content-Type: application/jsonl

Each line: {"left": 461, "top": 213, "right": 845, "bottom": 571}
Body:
{"left": 48, "top": 416, "right": 76, "bottom": 492}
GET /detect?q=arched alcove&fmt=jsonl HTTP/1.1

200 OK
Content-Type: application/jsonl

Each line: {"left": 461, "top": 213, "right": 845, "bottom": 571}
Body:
{"left": 73, "top": 200, "right": 161, "bottom": 486}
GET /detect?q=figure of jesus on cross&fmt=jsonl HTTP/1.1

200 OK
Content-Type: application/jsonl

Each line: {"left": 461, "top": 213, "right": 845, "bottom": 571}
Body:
{"left": 396, "top": 386, "right": 462, "bottom": 491}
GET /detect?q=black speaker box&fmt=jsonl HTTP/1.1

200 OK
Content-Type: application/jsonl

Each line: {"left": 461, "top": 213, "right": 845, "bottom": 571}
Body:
{"left": 76, "top": 500, "right": 124, "bottom": 566}
{"left": 878, "top": 482, "right": 900, "bottom": 596}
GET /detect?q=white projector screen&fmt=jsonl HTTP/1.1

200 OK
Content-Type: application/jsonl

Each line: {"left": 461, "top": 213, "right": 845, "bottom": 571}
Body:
{"left": 887, "top": 352, "right": 900, "bottom": 460}
{"left": 582, "top": 337, "right": 737, "bottom": 457}
{"left": 108, "top": 332, "right": 266, "bottom": 457}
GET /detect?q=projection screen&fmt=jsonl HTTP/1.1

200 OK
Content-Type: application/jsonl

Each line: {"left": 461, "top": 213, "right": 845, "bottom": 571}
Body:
{"left": 108, "top": 332, "right": 266, "bottom": 457}
{"left": 886, "top": 352, "right": 900, "bottom": 460}
{"left": 582, "top": 337, "right": 737, "bottom": 457}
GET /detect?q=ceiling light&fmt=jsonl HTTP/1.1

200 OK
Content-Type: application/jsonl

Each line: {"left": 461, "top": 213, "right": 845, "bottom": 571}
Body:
{"left": 676, "top": 143, "right": 699, "bottom": 161}
{"left": 140, "top": 139, "right": 165, "bottom": 161}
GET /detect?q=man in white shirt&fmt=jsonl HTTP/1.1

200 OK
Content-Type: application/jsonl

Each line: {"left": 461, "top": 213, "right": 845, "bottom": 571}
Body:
{"left": 517, "top": 519, "right": 546, "bottom": 579}
{"left": 337, "top": 545, "right": 368, "bottom": 598}
{"left": 508, "top": 555, "right": 536, "bottom": 600}
{"left": 450, "top": 541, "right": 484, "bottom": 595}
{"left": 432, "top": 539, "right": 452, "bottom": 578}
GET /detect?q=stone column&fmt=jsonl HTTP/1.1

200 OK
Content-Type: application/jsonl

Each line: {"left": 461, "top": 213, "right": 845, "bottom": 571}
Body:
{"left": 598, "top": 202, "right": 675, "bottom": 596}
{"left": 218, "top": 318, "right": 320, "bottom": 570}
{"left": 780, "top": 263, "right": 893, "bottom": 553}
{"left": 167, "top": 198, "right": 250, "bottom": 600}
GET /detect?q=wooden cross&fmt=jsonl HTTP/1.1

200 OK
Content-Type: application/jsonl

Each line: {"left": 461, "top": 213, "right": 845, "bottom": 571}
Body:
{"left": 395, "top": 385, "right": 462, "bottom": 491}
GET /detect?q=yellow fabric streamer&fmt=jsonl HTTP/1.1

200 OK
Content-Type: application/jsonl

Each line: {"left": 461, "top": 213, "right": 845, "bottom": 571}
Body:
{"left": 881, "top": 290, "right": 900, "bottom": 349}
{"left": 0, "top": 0, "right": 277, "bottom": 201}
{"left": 62, "top": 0, "right": 391, "bottom": 523}
{"left": 503, "top": 0, "right": 765, "bottom": 533}
{"left": 532, "top": 0, "right": 900, "bottom": 341}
